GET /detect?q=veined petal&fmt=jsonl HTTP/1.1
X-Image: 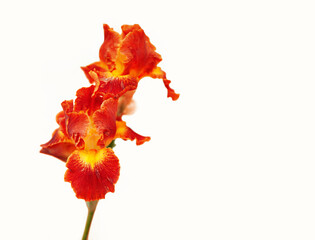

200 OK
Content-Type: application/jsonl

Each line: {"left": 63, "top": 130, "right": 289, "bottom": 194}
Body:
{"left": 95, "top": 75, "right": 138, "bottom": 100}
{"left": 115, "top": 120, "right": 150, "bottom": 145}
{"left": 99, "top": 24, "right": 121, "bottom": 71}
{"left": 40, "top": 128, "right": 75, "bottom": 162}
{"left": 64, "top": 148, "right": 120, "bottom": 201}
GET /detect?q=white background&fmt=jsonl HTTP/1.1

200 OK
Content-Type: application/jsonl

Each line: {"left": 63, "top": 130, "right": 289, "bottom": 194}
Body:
{"left": 1, "top": 0, "right": 315, "bottom": 239}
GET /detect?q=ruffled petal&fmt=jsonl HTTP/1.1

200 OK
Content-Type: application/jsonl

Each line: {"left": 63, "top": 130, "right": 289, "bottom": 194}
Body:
{"left": 115, "top": 120, "right": 150, "bottom": 145}
{"left": 116, "top": 26, "right": 162, "bottom": 78}
{"left": 95, "top": 75, "right": 138, "bottom": 100}
{"left": 92, "top": 98, "right": 118, "bottom": 147}
{"left": 40, "top": 128, "right": 75, "bottom": 162}
{"left": 74, "top": 86, "right": 95, "bottom": 112}
{"left": 149, "top": 67, "right": 179, "bottom": 101}
{"left": 99, "top": 24, "right": 121, "bottom": 71}
{"left": 64, "top": 148, "right": 120, "bottom": 201}
{"left": 81, "top": 61, "right": 108, "bottom": 84}
{"left": 65, "top": 112, "right": 90, "bottom": 149}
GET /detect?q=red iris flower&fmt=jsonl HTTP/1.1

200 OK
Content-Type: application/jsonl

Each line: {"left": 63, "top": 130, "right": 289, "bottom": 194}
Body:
{"left": 40, "top": 24, "right": 179, "bottom": 202}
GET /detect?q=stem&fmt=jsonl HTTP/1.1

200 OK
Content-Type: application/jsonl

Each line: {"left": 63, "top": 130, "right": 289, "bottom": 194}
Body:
{"left": 82, "top": 200, "right": 99, "bottom": 240}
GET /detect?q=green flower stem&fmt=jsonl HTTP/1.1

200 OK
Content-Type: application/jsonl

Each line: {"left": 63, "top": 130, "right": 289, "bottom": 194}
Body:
{"left": 82, "top": 200, "right": 99, "bottom": 240}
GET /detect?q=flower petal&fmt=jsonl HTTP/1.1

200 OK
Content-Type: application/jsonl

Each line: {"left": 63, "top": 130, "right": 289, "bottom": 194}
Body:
{"left": 99, "top": 24, "right": 121, "bottom": 71}
{"left": 92, "top": 98, "right": 118, "bottom": 147}
{"left": 65, "top": 112, "right": 90, "bottom": 149}
{"left": 64, "top": 148, "right": 120, "bottom": 201}
{"left": 74, "top": 85, "right": 95, "bottom": 112}
{"left": 115, "top": 25, "right": 162, "bottom": 78}
{"left": 95, "top": 75, "right": 138, "bottom": 100}
{"left": 81, "top": 61, "right": 108, "bottom": 84}
{"left": 149, "top": 67, "right": 180, "bottom": 101}
{"left": 40, "top": 128, "right": 75, "bottom": 162}
{"left": 115, "top": 120, "right": 150, "bottom": 145}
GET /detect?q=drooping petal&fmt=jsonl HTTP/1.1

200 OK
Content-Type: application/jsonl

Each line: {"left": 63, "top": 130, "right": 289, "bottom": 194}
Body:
{"left": 92, "top": 98, "right": 118, "bottom": 147}
{"left": 64, "top": 148, "right": 120, "bottom": 201}
{"left": 115, "top": 120, "right": 150, "bottom": 145}
{"left": 149, "top": 67, "right": 180, "bottom": 101}
{"left": 40, "top": 128, "right": 75, "bottom": 162}
{"left": 99, "top": 24, "right": 121, "bottom": 71}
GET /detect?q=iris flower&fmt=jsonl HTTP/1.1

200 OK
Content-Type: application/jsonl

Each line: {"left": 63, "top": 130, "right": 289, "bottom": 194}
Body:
{"left": 40, "top": 24, "right": 179, "bottom": 239}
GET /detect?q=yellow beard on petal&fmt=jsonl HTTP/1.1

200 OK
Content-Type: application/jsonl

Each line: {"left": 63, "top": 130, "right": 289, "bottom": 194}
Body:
{"left": 78, "top": 149, "right": 104, "bottom": 169}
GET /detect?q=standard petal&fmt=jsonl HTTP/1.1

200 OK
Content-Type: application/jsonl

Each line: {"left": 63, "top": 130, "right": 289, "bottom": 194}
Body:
{"left": 64, "top": 148, "right": 120, "bottom": 201}
{"left": 74, "top": 86, "right": 95, "bottom": 112}
{"left": 99, "top": 24, "right": 121, "bottom": 71}
{"left": 92, "top": 98, "right": 118, "bottom": 147}
{"left": 40, "top": 128, "right": 75, "bottom": 162}
{"left": 66, "top": 112, "right": 90, "bottom": 149}
{"left": 116, "top": 27, "right": 162, "bottom": 78}
{"left": 115, "top": 120, "right": 150, "bottom": 145}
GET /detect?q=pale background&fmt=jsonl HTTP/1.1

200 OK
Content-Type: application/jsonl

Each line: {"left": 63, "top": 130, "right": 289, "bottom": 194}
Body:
{"left": 1, "top": 0, "right": 315, "bottom": 239}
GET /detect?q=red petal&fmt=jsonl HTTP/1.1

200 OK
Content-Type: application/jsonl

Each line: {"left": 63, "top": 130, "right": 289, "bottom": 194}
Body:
{"left": 99, "top": 24, "right": 121, "bottom": 71}
{"left": 92, "top": 98, "right": 118, "bottom": 147}
{"left": 95, "top": 75, "right": 138, "bottom": 100}
{"left": 65, "top": 112, "right": 89, "bottom": 149}
{"left": 40, "top": 128, "right": 75, "bottom": 162}
{"left": 118, "top": 27, "right": 162, "bottom": 78}
{"left": 64, "top": 148, "right": 120, "bottom": 201}
{"left": 74, "top": 85, "right": 95, "bottom": 112}
{"left": 61, "top": 100, "right": 74, "bottom": 114}
{"left": 115, "top": 120, "right": 150, "bottom": 145}
{"left": 121, "top": 24, "right": 142, "bottom": 37}
{"left": 81, "top": 61, "right": 108, "bottom": 84}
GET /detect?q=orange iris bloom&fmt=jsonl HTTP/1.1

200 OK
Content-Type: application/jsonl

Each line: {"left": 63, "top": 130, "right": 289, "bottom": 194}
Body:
{"left": 40, "top": 24, "right": 179, "bottom": 202}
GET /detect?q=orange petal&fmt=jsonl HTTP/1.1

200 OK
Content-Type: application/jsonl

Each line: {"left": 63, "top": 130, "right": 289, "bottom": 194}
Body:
{"left": 99, "top": 24, "right": 121, "bottom": 71}
{"left": 92, "top": 98, "right": 118, "bottom": 147}
{"left": 74, "top": 85, "right": 95, "bottom": 112}
{"left": 65, "top": 112, "right": 90, "bottom": 149}
{"left": 81, "top": 61, "right": 108, "bottom": 84}
{"left": 149, "top": 67, "right": 180, "bottom": 101}
{"left": 61, "top": 100, "right": 74, "bottom": 114}
{"left": 40, "top": 128, "right": 75, "bottom": 162}
{"left": 95, "top": 75, "right": 138, "bottom": 100}
{"left": 117, "top": 26, "right": 162, "bottom": 78}
{"left": 64, "top": 148, "right": 120, "bottom": 201}
{"left": 115, "top": 120, "right": 150, "bottom": 145}
{"left": 121, "top": 24, "right": 142, "bottom": 37}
